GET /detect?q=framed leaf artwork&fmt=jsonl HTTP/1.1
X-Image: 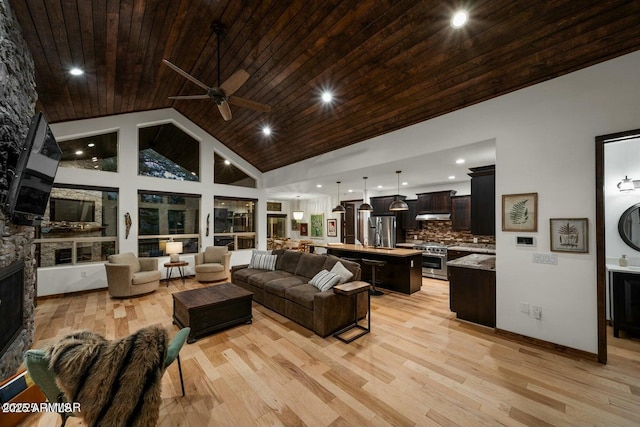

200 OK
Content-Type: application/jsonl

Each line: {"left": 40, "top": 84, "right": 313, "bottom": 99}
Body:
{"left": 502, "top": 193, "right": 538, "bottom": 232}
{"left": 550, "top": 218, "right": 588, "bottom": 253}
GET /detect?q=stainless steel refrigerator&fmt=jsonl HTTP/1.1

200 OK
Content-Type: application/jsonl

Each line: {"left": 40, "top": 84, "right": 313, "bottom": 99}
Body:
{"left": 368, "top": 216, "right": 396, "bottom": 248}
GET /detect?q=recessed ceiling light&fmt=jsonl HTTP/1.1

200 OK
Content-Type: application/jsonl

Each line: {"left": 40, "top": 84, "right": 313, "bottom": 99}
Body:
{"left": 262, "top": 126, "right": 271, "bottom": 136}
{"left": 75, "top": 150, "right": 83, "bottom": 155}
{"left": 455, "top": 158, "right": 465, "bottom": 164}
{"left": 224, "top": 159, "right": 231, "bottom": 165}
{"left": 87, "top": 143, "right": 95, "bottom": 147}
{"left": 402, "top": 181, "right": 408, "bottom": 186}
{"left": 316, "top": 184, "right": 322, "bottom": 188}
{"left": 191, "top": 172, "right": 196, "bottom": 176}
{"left": 377, "top": 185, "right": 383, "bottom": 189}
{"left": 69, "top": 67, "right": 84, "bottom": 76}
{"left": 448, "top": 175, "right": 456, "bottom": 180}
{"left": 321, "top": 91, "right": 333, "bottom": 103}
{"left": 348, "top": 189, "right": 353, "bottom": 193}
{"left": 451, "top": 10, "right": 468, "bottom": 28}
{"left": 91, "top": 157, "right": 98, "bottom": 162}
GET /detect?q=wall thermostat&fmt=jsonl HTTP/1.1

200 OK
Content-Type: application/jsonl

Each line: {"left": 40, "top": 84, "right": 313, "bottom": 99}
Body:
{"left": 516, "top": 236, "right": 536, "bottom": 247}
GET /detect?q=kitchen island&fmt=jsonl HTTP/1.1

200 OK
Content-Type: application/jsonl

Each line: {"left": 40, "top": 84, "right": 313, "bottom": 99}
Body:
{"left": 313, "top": 244, "right": 422, "bottom": 294}
{"left": 447, "top": 254, "right": 496, "bottom": 327}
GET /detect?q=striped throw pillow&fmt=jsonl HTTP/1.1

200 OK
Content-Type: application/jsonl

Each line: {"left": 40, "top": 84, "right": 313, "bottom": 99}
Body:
{"left": 249, "top": 252, "right": 277, "bottom": 270}
{"left": 309, "top": 269, "right": 342, "bottom": 292}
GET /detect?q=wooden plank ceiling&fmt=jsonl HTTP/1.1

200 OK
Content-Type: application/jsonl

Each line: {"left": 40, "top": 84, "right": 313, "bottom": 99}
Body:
{"left": 9, "top": 0, "right": 640, "bottom": 173}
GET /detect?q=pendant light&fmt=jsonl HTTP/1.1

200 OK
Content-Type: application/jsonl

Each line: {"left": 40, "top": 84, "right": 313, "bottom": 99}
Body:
{"left": 358, "top": 177, "right": 373, "bottom": 212}
{"left": 389, "top": 171, "right": 408, "bottom": 211}
{"left": 293, "top": 196, "right": 304, "bottom": 220}
{"left": 332, "top": 181, "right": 346, "bottom": 213}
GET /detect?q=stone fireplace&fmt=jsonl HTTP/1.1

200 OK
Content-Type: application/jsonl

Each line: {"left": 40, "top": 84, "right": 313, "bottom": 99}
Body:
{"left": 0, "top": 1, "right": 38, "bottom": 380}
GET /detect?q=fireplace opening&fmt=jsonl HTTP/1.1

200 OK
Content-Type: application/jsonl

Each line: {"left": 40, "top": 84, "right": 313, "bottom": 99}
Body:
{"left": 0, "top": 260, "right": 24, "bottom": 357}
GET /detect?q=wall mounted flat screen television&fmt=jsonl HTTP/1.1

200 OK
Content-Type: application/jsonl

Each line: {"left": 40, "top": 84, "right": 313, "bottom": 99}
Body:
{"left": 5, "top": 112, "right": 62, "bottom": 225}
{"left": 50, "top": 198, "right": 96, "bottom": 222}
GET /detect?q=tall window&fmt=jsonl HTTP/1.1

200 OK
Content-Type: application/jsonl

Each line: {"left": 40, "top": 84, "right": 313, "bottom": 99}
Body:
{"left": 138, "top": 191, "right": 200, "bottom": 257}
{"left": 214, "top": 152, "right": 256, "bottom": 188}
{"left": 57, "top": 131, "right": 118, "bottom": 172}
{"left": 214, "top": 197, "right": 256, "bottom": 250}
{"left": 35, "top": 186, "right": 118, "bottom": 267}
{"left": 138, "top": 123, "right": 200, "bottom": 181}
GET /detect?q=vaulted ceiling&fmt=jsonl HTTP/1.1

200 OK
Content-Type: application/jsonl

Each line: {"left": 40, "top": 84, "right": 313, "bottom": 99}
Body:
{"left": 9, "top": 1, "right": 640, "bottom": 173}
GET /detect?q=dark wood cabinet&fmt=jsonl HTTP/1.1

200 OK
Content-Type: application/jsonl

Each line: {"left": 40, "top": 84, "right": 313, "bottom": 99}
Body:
{"left": 451, "top": 195, "right": 471, "bottom": 231}
{"left": 447, "top": 249, "right": 473, "bottom": 261}
{"left": 416, "top": 190, "right": 456, "bottom": 214}
{"left": 469, "top": 165, "right": 495, "bottom": 236}
{"left": 402, "top": 199, "right": 418, "bottom": 230}
{"left": 612, "top": 272, "right": 640, "bottom": 338}
{"left": 370, "top": 195, "right": 406, "bottom": 216}
{"left": 448, "top": 266, "right": 496, "bottom": 327}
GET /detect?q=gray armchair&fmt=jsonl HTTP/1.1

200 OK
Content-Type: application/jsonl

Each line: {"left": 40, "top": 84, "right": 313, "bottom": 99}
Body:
{"left": 105, "top": 252, "right": 161, "bottom": 297}
{"left": 194, "top": 246, "right": 231, "bottom": 282}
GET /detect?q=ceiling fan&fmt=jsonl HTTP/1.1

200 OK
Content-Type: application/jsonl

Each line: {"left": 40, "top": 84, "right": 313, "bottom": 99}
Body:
{"left": 163, "top": 23, "right": 270, "bottom": 121}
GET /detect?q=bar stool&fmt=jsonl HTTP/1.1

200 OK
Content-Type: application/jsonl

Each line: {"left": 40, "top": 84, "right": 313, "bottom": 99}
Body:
{"left": 362, "top": 258, "right": 386, "bottom": 296}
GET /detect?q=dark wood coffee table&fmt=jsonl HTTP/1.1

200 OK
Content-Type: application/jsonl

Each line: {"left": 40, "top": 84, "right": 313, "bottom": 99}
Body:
{"left": 173, "top": 282, "right": 253, "bottom": 343}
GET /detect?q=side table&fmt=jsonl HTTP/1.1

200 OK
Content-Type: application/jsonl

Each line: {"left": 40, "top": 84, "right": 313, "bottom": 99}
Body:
{"left": 332, "top": 280, "right": 371, "bottom": 343}
{"left": 164, "top": 261, "right": 189, "bottom": 286}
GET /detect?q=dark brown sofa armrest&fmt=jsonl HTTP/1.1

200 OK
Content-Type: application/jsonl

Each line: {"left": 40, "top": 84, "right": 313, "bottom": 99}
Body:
{"left": 231, "top": 264, "right": 249, "bottom": 273}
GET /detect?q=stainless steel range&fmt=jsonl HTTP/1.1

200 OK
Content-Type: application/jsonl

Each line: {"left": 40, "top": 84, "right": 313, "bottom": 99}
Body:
{"left": 415, "top": 242, "right": 448, "bottom": 280}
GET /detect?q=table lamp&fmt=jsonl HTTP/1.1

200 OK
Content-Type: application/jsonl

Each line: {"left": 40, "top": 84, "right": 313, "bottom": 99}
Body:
{"left": 166, "top": 241, "right": 183, "bottom": 262}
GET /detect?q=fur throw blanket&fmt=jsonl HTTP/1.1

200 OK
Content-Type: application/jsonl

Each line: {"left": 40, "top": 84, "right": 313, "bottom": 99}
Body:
{"left": 46, "top": 325, "right": 168, "bottom": 427}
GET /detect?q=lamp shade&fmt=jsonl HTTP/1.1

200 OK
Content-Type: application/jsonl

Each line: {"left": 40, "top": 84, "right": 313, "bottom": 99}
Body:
{"left": 166, "top": 241, "right": 183, "bottom": 262}
{"left": 293, "top": 210, "right": 304, "bottom": 220}
{"left": 389, "top": 171, "right": 408, "bottom": 211}
{"left": 332, "top": 181, "right": 346, "bottom": 213}
{"left": 358, "top": 177, "right": 373, "bottom": 211}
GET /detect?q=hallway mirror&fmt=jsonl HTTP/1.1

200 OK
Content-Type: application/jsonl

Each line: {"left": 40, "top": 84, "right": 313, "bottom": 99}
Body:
{"left": 618, "top": 202, "right": 640, "bottom": 251}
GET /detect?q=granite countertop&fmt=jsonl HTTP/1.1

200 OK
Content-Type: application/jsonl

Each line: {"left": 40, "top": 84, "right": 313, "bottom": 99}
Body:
{"left": 447, "top": 253, "right": 496, "bottom": 271}
{"left": 448, "top": 244, "right": 496, "bottom": 254}
{"left": 314, "top": 243, "right": 422, "bottom": 257}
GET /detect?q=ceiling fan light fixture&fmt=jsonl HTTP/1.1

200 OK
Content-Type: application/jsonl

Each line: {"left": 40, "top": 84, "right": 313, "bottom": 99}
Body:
{"left": 389, "top": 171, "right": 408, "bottom": 211}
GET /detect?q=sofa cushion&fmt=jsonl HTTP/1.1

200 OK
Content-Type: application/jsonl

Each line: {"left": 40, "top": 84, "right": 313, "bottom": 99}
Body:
{"left": 285, "top": 284, "right": 319, "bottom": 310}
{"left": 309, "top": 269, "right": 341, "bottom": 291}
{"left": 264, "top": 276, "right": 307, "bottom": 297}
{"left": 248, "top": 271, "right": 293, "bottom": 289}
{"left": 249, "top": 252, "right": 277, "bottom": 270}
{"left": 295, "top": 253, "right": 326, "bottom": 279}
{"left": 276, "top": 250, "right": 302, "bottom": 274}
{"left": 109, "top": 252, "right": 141, "bottom": 274}
{"left": 204, "top": 246, "right": 228, "bottom": 263}
{"left": 233, "top": 268, "right": 268, "bottom": 284}
{"left": 330, "top": 261, "right": 354, "bottom": 284}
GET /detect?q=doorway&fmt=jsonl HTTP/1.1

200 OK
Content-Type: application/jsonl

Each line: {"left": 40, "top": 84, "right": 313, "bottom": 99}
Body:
{"left": 596, "top": 127, "right": 640, "bottom": 364}
{"left": 267, "top": 214, "right": 287, "bottom": 239}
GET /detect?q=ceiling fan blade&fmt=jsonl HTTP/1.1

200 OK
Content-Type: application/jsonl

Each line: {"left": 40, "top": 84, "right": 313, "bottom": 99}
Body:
{"left": 162, "top": 59, "right": 210, "bottom": 91}
{"left": 218, "top": 101, "right": 232, "bottom": 121}
{"left": 220, "top": 69, "right": 249, "bottom": 96}
{"left": 168, "top": 94, "right": 210, "bottom": 100}
{"left": 227, "top": 96, "right": 271, "bottom": 113}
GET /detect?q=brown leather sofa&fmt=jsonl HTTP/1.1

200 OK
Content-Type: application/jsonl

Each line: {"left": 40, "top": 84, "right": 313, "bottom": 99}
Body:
{"left": 231, "top": 249, "right": 367, "bottom": 337}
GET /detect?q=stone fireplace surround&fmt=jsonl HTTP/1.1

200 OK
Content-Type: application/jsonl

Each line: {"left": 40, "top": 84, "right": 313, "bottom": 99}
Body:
{"left": 0, "top": 0, "right": 39, "bottom": 381}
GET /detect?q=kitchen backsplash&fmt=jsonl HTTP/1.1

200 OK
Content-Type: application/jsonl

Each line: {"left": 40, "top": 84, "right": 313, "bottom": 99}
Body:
{"left": 405, "top": 220, "right": 495, "bottom": 245}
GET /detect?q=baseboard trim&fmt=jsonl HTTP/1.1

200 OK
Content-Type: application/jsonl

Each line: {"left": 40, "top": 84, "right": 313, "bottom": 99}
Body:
{"left": 495, "top": 328, "right": 599, "bottom": 363}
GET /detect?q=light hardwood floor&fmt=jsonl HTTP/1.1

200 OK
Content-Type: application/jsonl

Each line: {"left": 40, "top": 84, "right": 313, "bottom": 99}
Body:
{"left": 20, "top": 277, "right": 640, "bottom": 427}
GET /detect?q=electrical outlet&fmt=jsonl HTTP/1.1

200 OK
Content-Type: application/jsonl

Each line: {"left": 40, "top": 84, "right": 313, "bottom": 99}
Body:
{"left": 532, "top": 253, "right": 558, "bottom": 265}
{"left": 532, "top": 305, "right": 542, "bottom": 320}
{"left": 520, "top": 302, "right": 530, "bottom": 314}
{"left": 473, "top": 237, "right": 478, "bottom": 243}
{"left": 80, "top": 271, "right": 88, "bottom": 278}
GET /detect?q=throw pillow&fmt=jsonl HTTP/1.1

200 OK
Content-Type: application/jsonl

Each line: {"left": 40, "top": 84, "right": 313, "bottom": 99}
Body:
{"left": 330, "top": 261, "right": 353, "bottom": 284}
{"left": 249, "top": 251, "right": 277, "bottom": 270}
{"left": 309, "top": 269, "right": 342, "bottom": 292}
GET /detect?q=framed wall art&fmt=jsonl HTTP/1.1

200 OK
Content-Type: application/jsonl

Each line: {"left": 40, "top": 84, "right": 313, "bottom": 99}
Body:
{"left": 310, "top": 214, "right": 324, "bottom": 238}
{"left": 502, "top": 192, "right": 538, "bottom": 232}
{"left": 550, "top": 218, "right": 588, "bottom": 253}
{"left": 267, "top": 202, "right": 282, "bottom": 212}
{"left": 291, "top": 219, "right": 300, "bottom": 231}
{"left": 300, "top": 223, "right": 308, "bottom": 236}
{"left": 327, "top": 218, "right": 337, "bottom": 237}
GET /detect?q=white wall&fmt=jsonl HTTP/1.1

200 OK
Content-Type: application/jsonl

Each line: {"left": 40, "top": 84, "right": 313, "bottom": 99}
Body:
{"left": 264, "top": 50, "right": 640, "bottom": 354}
{"left": 38, "top": 109, "right": 265, "bottom": 296}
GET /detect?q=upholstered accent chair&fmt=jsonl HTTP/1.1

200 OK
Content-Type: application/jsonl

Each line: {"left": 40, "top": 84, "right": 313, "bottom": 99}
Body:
{"left": 104, "top": 252, "right": 161, "bottom": 297}
{"left": 194, "top": 246, "right": 231, "bottom": 282}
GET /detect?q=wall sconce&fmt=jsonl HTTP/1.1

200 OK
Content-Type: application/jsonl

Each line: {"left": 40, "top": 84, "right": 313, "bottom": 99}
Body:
{"left": 617, "top": 176, "right": 638, "bottom": 192}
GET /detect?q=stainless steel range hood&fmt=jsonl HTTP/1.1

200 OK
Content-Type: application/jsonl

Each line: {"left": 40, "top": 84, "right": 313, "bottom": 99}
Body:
{"left": 415, "top": 213, "right": 451, "bottom": 221}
